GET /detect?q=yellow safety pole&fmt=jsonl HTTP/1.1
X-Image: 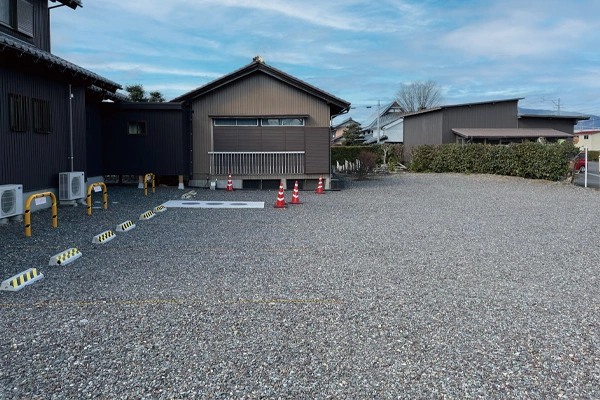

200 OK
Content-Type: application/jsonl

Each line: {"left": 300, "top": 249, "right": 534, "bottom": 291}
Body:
{"left": 24, "top": 192, "right": 57, "bottom": 237}
{"left": 87, "top": 182, "right": 108, "bottom": 215}
{"left": 101, "top": 182, "right": 108, "bottom": 210}
{"left": 144, "top": 173, "right": 155, "bottom": 195}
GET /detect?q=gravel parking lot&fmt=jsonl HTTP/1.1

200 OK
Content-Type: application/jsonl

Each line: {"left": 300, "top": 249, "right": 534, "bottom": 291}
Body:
{"left": 1, "top": 173, "right": 599, "bottom": 399}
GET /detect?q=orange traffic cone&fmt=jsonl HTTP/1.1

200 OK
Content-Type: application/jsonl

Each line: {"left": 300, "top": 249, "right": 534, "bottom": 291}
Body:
{"left": 226, "top": 173, "right": 234, "bottom": 192}
{"left": 290, "top": 180, "right": 302, "bottom": 204}
{"left": 274, "top": 180, "right": 287, "bottom": 208}
{"left": 315, "top": 175, "right": 324, "bottom": 194}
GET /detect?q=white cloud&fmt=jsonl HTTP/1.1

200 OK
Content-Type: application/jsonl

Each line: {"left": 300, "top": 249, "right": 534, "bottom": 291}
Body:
{"left": 439, "top": 4, "right": 588, "bottom": 60}
{"left": 83, "top": 63, "right": 223, "bottom": 78}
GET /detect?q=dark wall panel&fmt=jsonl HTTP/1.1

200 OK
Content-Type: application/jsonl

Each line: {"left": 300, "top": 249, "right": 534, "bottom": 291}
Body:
{"left": 214, "top": 131, "right": 239, "bottom": 151}
{"left": 0, "top": 65, "right": 87, "bottom": 190}
{"left": 237, "top": 130, "right": 261, "bottom": 151}
{"left": 262, "top": 131, "right": 285, "bottom": 151}
{"left": 304, "top": 127, "right": 329, "bottom": 174}
{"left": 85, "top": 103, "right": 103, "bottom": 176}
{"left": 443, "top": 101, "right": 518, "bottom": 142}
{"left": 101, "top": 104, "right": 189, "bottom": 176}
{"left": 518, "top": 118, "right": 574, "bottom": 134}
{"left": 285, "top": 128, "right": 304, "bottom": 151}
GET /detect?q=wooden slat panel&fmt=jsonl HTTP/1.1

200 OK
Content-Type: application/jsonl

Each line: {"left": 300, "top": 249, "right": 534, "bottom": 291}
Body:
{"left": 237, "top": 128, "right": 262, "bottom": 151}
{"left": 284, "top": 128, "right": 304, "bottom": 151}
{"left": 213, "top": 127, "right": 239, "bottom": 152}
{"left": 262, "top": 130, "right": 285, "bottom": 151}
{"left": 304, "top": 127, "right": 330, "bottom": 174}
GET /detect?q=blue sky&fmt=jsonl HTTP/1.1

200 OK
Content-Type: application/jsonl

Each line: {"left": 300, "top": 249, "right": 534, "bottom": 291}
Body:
{"left": 50, "top": 0, "right": 600, "bottom": 126}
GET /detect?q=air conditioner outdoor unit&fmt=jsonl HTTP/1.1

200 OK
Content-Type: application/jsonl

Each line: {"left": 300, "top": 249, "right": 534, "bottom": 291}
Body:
{"left": 0, "top": 184, "right": 24, "bottom": 219}
{"left": 59, "top": 171, "right": 85, "bottom": 201}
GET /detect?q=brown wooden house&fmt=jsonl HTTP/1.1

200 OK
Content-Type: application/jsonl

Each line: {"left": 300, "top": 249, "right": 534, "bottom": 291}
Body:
{"left": 171, "top": 58, "right": 350, "bottom": 189}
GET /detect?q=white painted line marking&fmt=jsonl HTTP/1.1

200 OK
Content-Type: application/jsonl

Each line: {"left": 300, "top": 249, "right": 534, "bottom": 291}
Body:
{"left": 162, "top": 200, "right": 265, "bottom": 209}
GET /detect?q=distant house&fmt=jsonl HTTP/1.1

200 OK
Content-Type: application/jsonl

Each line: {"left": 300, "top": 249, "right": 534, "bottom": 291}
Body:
{"left": 0, "top": 0, "right": 122, "bottom": 209}
{"left": 362, "top": 118, "right": 404, "bottom": 144}
{"left": 331, "top": 117, "right": 358, "bottom": 146}
{"left": 172, "top": 58, "right": 351, "bottom": 189}
{"left": 361, "top": 101, "right": 404, "bottom": 144}
{"left": 402, "top": 98, "right": 589, "bottom": 160}
{"left": 573, "top": 130, "right": 600, "bottom": 151}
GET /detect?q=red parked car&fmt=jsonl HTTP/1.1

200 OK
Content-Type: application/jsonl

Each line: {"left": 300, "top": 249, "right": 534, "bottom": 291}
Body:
{"left": 573, "top": 152, "right": 586, "bottom": 173}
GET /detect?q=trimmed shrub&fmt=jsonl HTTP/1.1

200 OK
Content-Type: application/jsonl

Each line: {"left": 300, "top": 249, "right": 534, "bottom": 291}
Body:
{"left": 410, "top": 145, "right": 437, "bottom": 172}
{"left": 410, "top": 141, "right": 579, "bottom": 181}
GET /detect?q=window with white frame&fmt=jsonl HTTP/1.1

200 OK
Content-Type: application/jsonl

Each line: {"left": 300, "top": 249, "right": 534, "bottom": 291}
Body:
{"left": 261, "top": 118, "right": 304, "bottom": 126}
{"left": 214, "top": 118, "right": 258, "bottom": 126}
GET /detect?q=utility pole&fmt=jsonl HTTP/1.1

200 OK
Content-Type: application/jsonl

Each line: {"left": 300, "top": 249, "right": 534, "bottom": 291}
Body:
{"left": 376, "top": 99, "right": 380, "bottom": 144}
{"left": 551, "top": 98, "right": 561, "bottom": 115}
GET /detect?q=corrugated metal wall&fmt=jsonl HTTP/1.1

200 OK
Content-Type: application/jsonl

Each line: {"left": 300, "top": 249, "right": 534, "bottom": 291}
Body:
{"left": 403, "top": 111, "right": 443, "bottom": 160}
{"left": 190, "top": 72, "right": 331, "bottom": 180}
{"left": 85, "top": 103, "right": 103, "bottom": 177}
{"left": 101, "top": 104, "right": 190, "bottom": 176}
{"left": 442, "top": 101, "right": 518, "bottom": 142}
{"left": 403, "top": 101, "right": 520, "bottom": 161}
{"left": 0, "top": 65, "right": 86, "bottom": 190}
{"left": 518, "top": 117, "right": 575, "bottom": 134}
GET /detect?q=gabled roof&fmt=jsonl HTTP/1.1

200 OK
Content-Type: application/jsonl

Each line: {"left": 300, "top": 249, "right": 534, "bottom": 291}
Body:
{"left": 452, "top": 128, "right": 573, "bottom": 139}
{"left": 171, "top": 60, "right": 350, "bottom": 115}
{"left": 332, "top": 117, "right": 358, "bottom": 130}
{"left": 0, "top": 32, "right": 121, "bottom": 92}
{"left": 404, "top": 98, "right": 523, "bottom": 118}
{"left": 382, "top": 117, "right": 403, "bottom": 130}
{"left": 361, "top": 101, "right": 403, "bottom": 130}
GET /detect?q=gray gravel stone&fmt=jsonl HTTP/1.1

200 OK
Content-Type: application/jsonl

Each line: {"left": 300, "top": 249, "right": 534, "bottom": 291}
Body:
{"left": 1, "top": 174, "right": 600, "bottom": 398}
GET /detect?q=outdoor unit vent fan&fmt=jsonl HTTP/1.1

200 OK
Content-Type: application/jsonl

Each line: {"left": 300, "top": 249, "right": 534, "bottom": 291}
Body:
{"left": 0, "top": 184, "right": 24, "bottom": 219}
{"left": 59, "top": 171, "right": 85, "bottom": 201}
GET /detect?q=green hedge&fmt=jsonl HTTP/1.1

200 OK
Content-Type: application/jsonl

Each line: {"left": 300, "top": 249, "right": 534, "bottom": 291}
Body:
{"left": 410, "top": 142, "right": 579, "bottom": 181}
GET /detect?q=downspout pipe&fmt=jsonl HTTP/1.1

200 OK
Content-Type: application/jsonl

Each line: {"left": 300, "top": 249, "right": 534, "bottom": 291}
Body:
{"left": 69, "top": 84, "right": 74, "bottom": 172}
{"left": 329, "top": 105, "right": 351, "bottom": 179}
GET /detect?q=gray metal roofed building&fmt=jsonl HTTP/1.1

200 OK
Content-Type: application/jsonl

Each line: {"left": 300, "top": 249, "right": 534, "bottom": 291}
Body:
{"left": 402, "top": 98, "right": 588, "bottom": 161}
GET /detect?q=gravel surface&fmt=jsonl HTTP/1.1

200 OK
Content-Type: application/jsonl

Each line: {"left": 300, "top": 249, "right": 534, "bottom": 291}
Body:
{"left": 1, "top": 174, "right": 599, "bottom": 399}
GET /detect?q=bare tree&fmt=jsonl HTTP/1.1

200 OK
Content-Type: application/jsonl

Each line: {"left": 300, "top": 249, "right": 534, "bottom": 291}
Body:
{"left": 395, "top": 80, "right": 442, "bottom": 113}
